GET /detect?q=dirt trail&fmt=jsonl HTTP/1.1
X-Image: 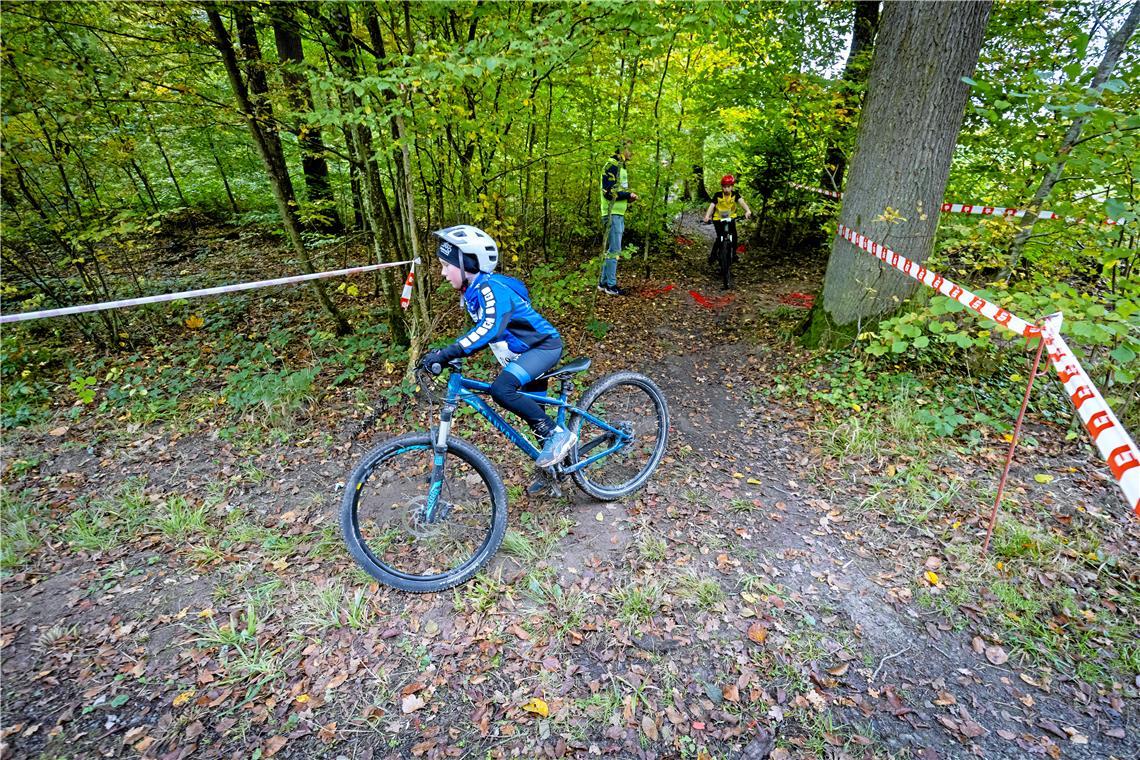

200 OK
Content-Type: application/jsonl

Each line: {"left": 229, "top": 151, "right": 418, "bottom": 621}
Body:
{"left": 1, "top": 219, "right": 1136, "bottom": 760}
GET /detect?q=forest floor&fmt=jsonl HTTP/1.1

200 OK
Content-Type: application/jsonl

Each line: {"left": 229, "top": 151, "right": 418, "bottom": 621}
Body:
{"left": 2, "top": 216, "right": 1138, "bottom": 760}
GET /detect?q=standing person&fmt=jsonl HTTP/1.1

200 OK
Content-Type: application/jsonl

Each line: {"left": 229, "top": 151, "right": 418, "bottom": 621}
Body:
{"left": 598, "top": 140, "right": 638, "bottom": 296}
{"left": 702, "top": 174, "right": 752, "bottom": 263}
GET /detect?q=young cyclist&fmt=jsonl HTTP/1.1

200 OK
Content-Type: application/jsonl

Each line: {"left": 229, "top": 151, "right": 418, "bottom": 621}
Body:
{"left": 420, "top": 224, "right": 577, "bottom": 468}
{"left": 702, "top": 174, "right": 752, "bottom": 264}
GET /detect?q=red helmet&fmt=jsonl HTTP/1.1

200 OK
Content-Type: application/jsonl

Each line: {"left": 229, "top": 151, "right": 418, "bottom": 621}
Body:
{"left": 721, "top": 174, "right": 736, "bottom": 187}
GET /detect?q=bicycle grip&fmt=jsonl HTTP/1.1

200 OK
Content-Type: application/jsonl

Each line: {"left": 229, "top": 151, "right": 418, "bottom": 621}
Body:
{"left": 430, "top": 362, "right": 443, "bottom": 376}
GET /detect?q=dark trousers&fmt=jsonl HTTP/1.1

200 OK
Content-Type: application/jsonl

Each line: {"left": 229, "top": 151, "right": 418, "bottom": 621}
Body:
{"left": 489, "top": 343, "right": 563, "bottom": 433}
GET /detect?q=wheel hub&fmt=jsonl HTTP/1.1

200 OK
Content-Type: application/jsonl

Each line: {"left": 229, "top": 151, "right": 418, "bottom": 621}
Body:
{"left": 403, "top": 495, "right": 452, "bottom": 538}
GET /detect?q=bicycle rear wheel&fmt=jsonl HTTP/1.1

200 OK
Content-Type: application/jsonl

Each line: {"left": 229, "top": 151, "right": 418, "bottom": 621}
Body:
{"left": 340, "top": 432, "right": 507, "bottom": 593}
{"left": 570, "top": 372, "right": 669, "bottom": 500}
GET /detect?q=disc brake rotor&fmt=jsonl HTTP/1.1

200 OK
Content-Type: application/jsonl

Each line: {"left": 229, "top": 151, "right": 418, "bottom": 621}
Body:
{"left": 403, "top": 495, "right": 453, "bottom": 539}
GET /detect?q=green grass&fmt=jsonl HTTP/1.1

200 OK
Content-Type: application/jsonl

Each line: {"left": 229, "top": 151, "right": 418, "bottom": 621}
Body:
{"left": 452, "top": 573, "right": 507, "bottom": 614}
{"left": 674, "top": 572, "right": 725, "bottom": 610}
{"left": 523, "top": 569, "right": 589, "bottom": 639}
{"left": 152, "top": 494, "right": 210, "bottom": 540}
{"left": 1, "top": 489, "right": 45, "bottom": 571}
{"left": 636, "top": 533, "right": 667, "bottom": 563}
{"left": 294, "top": 582, "right": 372, "bottom": 631}
{"left": 611, "top": 580, "right": 666, "bottom": 626}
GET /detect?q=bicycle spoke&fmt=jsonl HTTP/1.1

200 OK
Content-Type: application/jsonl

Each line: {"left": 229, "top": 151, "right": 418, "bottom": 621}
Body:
{"left": 352, "top": 447, "right": 496, "bottom": 580}
{"left": 572, "top": 374, "right": 668, "bottom": 499}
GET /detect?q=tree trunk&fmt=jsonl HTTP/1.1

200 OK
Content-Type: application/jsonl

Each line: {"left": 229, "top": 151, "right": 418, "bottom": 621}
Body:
{"left": 1005, "top": 0, "right": 1140, "bottom": 275}
{"left": 643, "top": 33, "right": 676, "bottom": 273}
{"left": 807, "top": 1, "right": 992, "bottom": 346}
{"left": 139, "top": 100, "right": 189, "bottom": 207}
{"left": 207, "top": 5, "right": 351, "bottom": 335}
{"left": 271, "top": 2, "right": 343, "bottom": 233}
{"left": 205, "top": 132, "right": 240, "bottom": 214}
{"left": 320, "top": 2, "right": 408, "bottom": 344}
{"left": 819, "top": 0, "right": 880, "bottom": 191}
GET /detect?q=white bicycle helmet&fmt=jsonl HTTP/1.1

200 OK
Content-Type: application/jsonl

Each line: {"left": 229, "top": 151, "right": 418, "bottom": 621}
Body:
{"left": 433, "top": 225, "right": 499, "bottom": 273}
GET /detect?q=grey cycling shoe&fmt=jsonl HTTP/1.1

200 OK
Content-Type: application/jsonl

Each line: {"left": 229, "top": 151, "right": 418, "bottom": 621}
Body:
{"left": 536, "top": 426, "right": 577, "bottom": 467}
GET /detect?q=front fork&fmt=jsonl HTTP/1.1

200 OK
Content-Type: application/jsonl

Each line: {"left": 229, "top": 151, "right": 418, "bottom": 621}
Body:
{"left": 425, "top": 401, "right": 455, "bottom": 522}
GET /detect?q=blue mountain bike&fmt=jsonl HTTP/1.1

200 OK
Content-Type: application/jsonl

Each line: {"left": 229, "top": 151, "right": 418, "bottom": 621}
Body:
{"left": 341, "top": 357, "right": 669, "bottom": 592}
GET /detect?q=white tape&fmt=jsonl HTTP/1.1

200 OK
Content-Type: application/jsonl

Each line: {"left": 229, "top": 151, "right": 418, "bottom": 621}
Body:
{"left": 836, "top": 224, "right": 1040, "bottom": 338}
{"left": 1041, "top": 314, "right": 1140, "bottom": 515}
{"left": 0, "top": 259, "right": 419, "bottom": 324}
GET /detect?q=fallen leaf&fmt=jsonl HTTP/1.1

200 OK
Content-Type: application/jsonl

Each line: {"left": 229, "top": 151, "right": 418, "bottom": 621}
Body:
{"left": 641, "top": 714, "right": 659, "bottom": 741}
{"left": 924, "top": 570, "right": 940, "bottom": 586}
{"left": 1034, "top": 473, "right": 1054, "bottom": 484}
{"left": 172, "top": 690, "right": 195, "bottom": 708}
{"left": 401, "top": 694, "right": 426, "bottom": 714}
{"left": 318, "top": 721, "right": 337, "bottom": 743}
{"left": 521, "top": 698, "right": 549, "bottom": 717}
{"left": 185, "top": 315, "right": 205, "bottom": 330}
{"left": 827, "top": 663, "right": 849, "bottom": 677}
{"left": 723, "top": 684, "right": 740, "bottom": 702}
{"left": 933, "top": 691, "right": 957, "bottom": 706}
{"left": 985, "top": 645, "right": 1009, "bottom": 665}
{"left": 263, "top": 736, "right": 288, "bottom": 757}
{"left": 747, "top": 622, "right": 768, "bottom": 644}
{"left": 48, "top": 426, "right": 69, "bottom": 437}
{"left": 1063, "top": 727, "right": 1088, "bottom": 744}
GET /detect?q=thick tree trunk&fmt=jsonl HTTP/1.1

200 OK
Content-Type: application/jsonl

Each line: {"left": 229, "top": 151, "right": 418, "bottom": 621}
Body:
{"left": 271, "top": 2, "right": 343, "bottom": 233}
{"left": 207, "top": 5, "right": 351, "bottom": 335}
{"left": 809, "top": 1, "right": 992, "bottom": 345}
{"left": 819, "top": 0, "right": 880, "bottom": 192}
{"left": 1005, "top": 0, "right": 1140, "bottom": 275}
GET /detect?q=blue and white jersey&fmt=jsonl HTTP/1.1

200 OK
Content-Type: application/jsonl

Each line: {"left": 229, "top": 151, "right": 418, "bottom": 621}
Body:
{"left": 457, "top": 272, "right": 561, "bottom": 363}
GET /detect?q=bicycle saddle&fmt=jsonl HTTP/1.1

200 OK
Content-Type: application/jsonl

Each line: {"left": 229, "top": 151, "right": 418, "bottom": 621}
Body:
{"left": 535, "top": 357, "right": 591, "bottom": 381}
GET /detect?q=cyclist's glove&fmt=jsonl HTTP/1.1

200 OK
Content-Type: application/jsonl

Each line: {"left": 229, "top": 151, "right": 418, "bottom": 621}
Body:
{"left": 421, "top": 344, "right": 462, "bottom": 375}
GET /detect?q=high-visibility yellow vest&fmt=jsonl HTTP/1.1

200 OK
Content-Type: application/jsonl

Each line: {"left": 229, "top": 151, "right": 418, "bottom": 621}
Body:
{"left": 600, "top": 158, "right": 629, "bottom": 217}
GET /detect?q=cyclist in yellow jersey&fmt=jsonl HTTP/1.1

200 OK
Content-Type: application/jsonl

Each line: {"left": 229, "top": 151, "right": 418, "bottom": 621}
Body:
{"left": 703, "top": 175, "right": 752, "bottom": 263}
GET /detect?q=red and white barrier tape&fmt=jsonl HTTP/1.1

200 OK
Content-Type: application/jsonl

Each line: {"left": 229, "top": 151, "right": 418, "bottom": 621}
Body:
{"left": 836, "top": 224, "right": 1040, "bottom": 338}
{"left": 939, "top": 202, "right": 1121, "bottom": 227}
{"left": 1040, "top": 314, "right": 1140, "bottom": 514}
{"left": 0, "top": 259, "right": 419, "bottom": 324}
{"left": 399, "top": 260, "right": 417, "bottom": 310}
{"left": 836, "top": 224, "right": 1137, "bottom": 515}
{"left": 791, "top": 183, "right": 1123, "bottom": 226}
{"left": 790, "top": 182, "right": 843, "bottom": 200}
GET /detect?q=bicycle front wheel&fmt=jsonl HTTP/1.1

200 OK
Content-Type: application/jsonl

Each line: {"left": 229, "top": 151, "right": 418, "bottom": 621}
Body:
{"left": 570, "top": 372, "right": 669, "bottom": 501}
{"left": 340, "top": 432, "right": 507, "bottom": 593}
{"left": 719, "top": 234, "right": 733, "bottom": 290}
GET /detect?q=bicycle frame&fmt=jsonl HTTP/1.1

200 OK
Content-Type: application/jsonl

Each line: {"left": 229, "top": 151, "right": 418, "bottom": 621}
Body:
{"left": 423, "top": 367, "right": 631, "bottom": 519}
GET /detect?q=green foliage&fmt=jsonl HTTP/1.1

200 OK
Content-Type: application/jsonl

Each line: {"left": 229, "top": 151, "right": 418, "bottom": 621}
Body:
{"left": 527, "top": 257, "right": 599, "bottom": 315}
{"left": 0, "top": 335, "right": 57, "bottom": 429}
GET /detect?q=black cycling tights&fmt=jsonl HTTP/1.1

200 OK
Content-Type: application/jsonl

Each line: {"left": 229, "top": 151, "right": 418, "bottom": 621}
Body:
{"left": 489, "top": 345, "right": 562, "bottom": 435}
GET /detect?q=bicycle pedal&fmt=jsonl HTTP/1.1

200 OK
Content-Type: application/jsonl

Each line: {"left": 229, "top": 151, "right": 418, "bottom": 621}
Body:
{"left": 527, "top": 469, "right": 563, "bottom": 498}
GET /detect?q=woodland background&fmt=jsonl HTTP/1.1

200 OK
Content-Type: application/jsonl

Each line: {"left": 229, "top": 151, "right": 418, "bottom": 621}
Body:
{"left": 2, "top": 2, "right": 1139, "bottom": 759}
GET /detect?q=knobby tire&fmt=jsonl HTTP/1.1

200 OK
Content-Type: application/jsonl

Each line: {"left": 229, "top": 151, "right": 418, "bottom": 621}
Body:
{"left": 340, "top": 432, "right": 507, "bottom": 593}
